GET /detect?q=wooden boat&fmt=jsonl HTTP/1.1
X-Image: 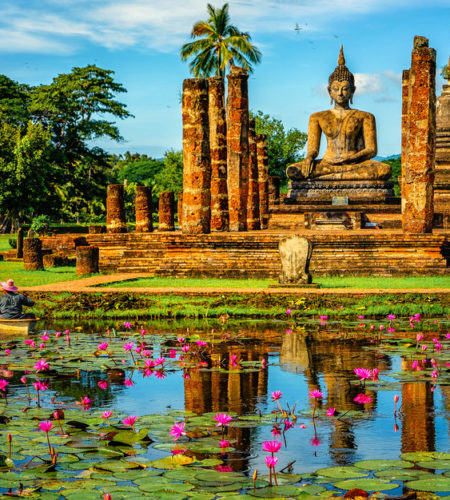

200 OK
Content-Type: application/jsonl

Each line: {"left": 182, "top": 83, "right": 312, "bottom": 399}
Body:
{"left": 0, "top": 318, "right": 39, "bottom": 335}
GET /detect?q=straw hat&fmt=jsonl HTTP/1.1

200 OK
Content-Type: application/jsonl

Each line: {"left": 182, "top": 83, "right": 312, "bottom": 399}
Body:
{"left": 1, "top": 279, "right": 18, "bottom": 292}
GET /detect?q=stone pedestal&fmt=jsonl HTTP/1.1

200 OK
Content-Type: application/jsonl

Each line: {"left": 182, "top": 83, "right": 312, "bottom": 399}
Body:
{"left": 76, "top": 246, "right": 99, "bottom": 276}
{"left": 135, "top": 186, "right": 153, "bottom": 233}
{"left": 304, "top": 211, "right": 363, "bottom": 230}
{"left": 208, "top": 76, "right": 229, "bottom": 232}
{"left": 257, "top": 134, "right": 269, "bottom": 229}
{"left": 401, "top": 36, "right": 436, "bottom": 233}
{"left": 106, "top": 184, "right": 127, "bottom": 233}
{"left": 16, "top": 227, "right": 24, "bottom": 259}
{"left": 247, "top": 119, "right": 260, "bottom": 230}
{"left": 227, "top": 66, "right": 249, "bottom": 232}
{"left": 182, "top": 78, "right": 211, "bottom": 234}
{"left": 268, "top": 176, "right": 280, "bottom": 206}
{"left": 434, "top": 55, "right": 450, "bottom": 220}
{"left": 278, "top": 235, "right": 312, "bottom": 285}
{"left": 23, "top": 238, "right": 43, "bottom": 271}
{"left": 286, "top": 180, "right": 395, "bottom": 204}
{"left": 159, "top": 191, "right": 175, "bottom": 231}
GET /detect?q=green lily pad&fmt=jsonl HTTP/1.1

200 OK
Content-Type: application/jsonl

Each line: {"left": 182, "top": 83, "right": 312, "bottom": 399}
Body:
{"left": 374, "top": 468, "right": 434, "bottom": 481}
{"left": 334, "top": 478, "right": 399, "bottom": 491}
{"left": 401, "top": 451, "right": 450, "bottom": 462}
{"left": 258, "top": 473, "right": 301, "bottom": 485}
{"left": 194, "top": 470, "right": 247, "bottom": 484}
{"left": 354, "top": 459, "right": 413, "bottom": 470}
{"left": 406, "top": 476, "right": 450, "bottom": 492}
{"left": 248, "top": 484, "right": 303, "bottom": 497}
{"left": 416, "top": 460, "right": 450, "bottom": 470}
{"left": 148, "top": 454, "right": 195, "bottom": 469}
{"left": 316, "top": 466, "right": 369, "bottom": 478}
{"left": 94, "top": 460, "right": 143, "bottom": 472}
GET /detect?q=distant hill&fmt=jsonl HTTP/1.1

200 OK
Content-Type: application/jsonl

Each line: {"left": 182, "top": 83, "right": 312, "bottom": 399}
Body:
{"left": 375, "top": 154, "right": 400, "bottom": 161}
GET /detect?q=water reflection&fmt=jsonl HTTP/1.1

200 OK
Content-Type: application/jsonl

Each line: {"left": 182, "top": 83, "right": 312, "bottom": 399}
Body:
{"left": 29, "top": 319, "right": 449, "bottom": 474}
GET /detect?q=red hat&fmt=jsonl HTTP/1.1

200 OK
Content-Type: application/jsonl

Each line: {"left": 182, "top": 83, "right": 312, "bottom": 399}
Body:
{"left": 1, "top": 279, "right": 18, "bottom": 292}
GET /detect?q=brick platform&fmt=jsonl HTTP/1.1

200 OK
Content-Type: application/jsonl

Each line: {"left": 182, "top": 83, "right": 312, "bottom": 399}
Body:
{"left": 39, "top": 230, "right": 450, "bottom": 278}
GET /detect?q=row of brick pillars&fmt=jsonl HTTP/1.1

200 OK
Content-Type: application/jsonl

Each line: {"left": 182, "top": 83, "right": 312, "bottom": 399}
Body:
{"left": 106, "top": 184, "right": 177, "bottom": 233}
{"left": 181, "top": 67, "right": 269, "bottom": 234}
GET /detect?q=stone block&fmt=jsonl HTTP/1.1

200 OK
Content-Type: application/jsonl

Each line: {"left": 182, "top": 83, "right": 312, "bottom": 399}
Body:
{"left": 278, "top": 235, "right": 312, "bottom": 284}
{"left": 135, "top": 185, "right": 153, "bottom": 233}
{"left": 159, "top": 191, "right": 175, "bottom": 231}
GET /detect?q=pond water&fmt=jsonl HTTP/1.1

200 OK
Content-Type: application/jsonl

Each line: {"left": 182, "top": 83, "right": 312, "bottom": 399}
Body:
{"left": 0, "top": 316, "right": 449, "bottom": 498}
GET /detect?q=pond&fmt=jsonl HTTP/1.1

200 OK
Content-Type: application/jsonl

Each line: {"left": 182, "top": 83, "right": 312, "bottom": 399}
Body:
{"left": 0, "top": 315, "right": 449, "bottom": 498}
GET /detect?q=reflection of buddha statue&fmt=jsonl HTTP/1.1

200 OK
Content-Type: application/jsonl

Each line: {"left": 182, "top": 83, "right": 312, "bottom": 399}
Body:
{"left": 287, "top": 46, "right": 391, "bottom": 181}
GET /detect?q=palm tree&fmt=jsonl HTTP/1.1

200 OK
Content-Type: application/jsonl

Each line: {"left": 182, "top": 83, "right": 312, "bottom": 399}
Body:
{"left": 180, "top": 3, "right": 262, "bottom": 78}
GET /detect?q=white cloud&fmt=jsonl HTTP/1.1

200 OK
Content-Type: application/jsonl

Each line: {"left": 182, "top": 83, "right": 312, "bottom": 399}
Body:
{"left": 354, "top": 73, "right": 384, "bottom": 95}
{"left": 0, "top": 0, "right": 444, "bottom": 54}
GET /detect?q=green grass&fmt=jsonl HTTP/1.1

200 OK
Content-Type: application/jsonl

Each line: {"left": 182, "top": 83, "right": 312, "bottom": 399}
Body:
{"left": 100, "top": 275, "right": 450, "bottom": 290}
{"left": 0, "top": 261, "right": 78, "bottom": 286}
{"left": 0, "top": 234, "right": 14, "bottom": 252}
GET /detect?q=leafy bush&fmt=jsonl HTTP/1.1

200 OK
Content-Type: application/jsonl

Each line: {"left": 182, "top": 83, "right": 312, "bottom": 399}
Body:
{"left": 8, "top": 238, "right": 17, "bottom": 249}
{"left": 30, "top": 215, "right": 50, "bottom": 236}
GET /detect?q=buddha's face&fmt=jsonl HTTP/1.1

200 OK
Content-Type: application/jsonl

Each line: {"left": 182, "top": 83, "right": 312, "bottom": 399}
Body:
{"left": 329, "top": 80, "right": 353, "bottom": 106}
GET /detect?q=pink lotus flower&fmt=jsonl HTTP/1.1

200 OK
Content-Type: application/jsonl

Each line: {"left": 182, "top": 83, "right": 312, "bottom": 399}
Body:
{"left": 358, "top": 315, "right": 365, "bottom": 319}
{"left": 431, "top": 370, "right": 438, "bottom": 378}
{"left": 416, "top": 334, "right": 424, "bottom": 341}
{"left": 4, "top": 349, "right": 10, "bottom": 356}
{"left": 55, "top": 331, "right": 61, "bottom": 338}
{"left": 81, "top": 396, "right": 91, "bottom": 408}
{"left": 309, "top": 389, "right": 323, "bottom": 399}
{"left": 387, "top": 314, "right": 396, "bottom": 320}
{"left": 155, "top": 370, "right": 166, "bottom": 379}
{"left": 154, "top": 358, "right": 165, "bottom": 366}
{"left": 142, "top": 350, "right": 152, "bottom": 357}
{"left": 354, "top": 368, "right": 372, "bottom": 381}
{"left": 261, "top": 359, "right": 267, "bottom": 368}
{"left": 196, "top": 340, "right": 208, "bottom": 346}
{"left": 354, "top": 393, "right": 372, "bottom": 404}
{"left": 217, "top": 465, "right": 233, "bottom": 472}
{"left": 310, "top": 437, "right": 321, "bottom": 447}
{"left": 220, "top": 439, "right": 230, "bottom": 449}
{"left": 286, "top": 329, "right": 292, "bottom": 335}
{"left": 34, "top": 360, "right": 49, "bottom": 372}
{"left": 144, "top": 359, "right": 155, "bottom": 368}
{"left": 123, "top": 342, "right": 134, "bottom": 351}
{"left": 320, "top": 315, "right": 328, "bottom": 321}
{"left": 170, "top": 422, "right": 186, "bottom": 440}
{"left": 104, "top": 494, "right": 112, "bottom": 500}
{"left": 285, "top": 309, "right": 292, "bottom": 315}
{"left": 412, "top": 360, "right": 419, "bottom": 369}
{"left": 299, "top": 424, "right": 307, "bottom": 429}
{"left": 140, "top": 329, "right": 147, "bottom": 336}
{"left": 230, "top": 354, "right": 238, "bottom": 366}
{"left": 262, "top": 440, "right": 282, "bottom": 453}
{"left": 177, "top": 337, "right": 185, "bottom": 343}
{"left": 445, "top": 334, "right": 450, "bottom": 339}
{"left": 124, "top": 378, "right": 134, "bottom": 386}
{"left": 122, "top": 415, "right": 137, "bottom": 428}
{"left": 372, "top": 368, "right": 379, "bottom": 381}
{"left": 64, "top": 330, "right": 70, "bottom": 335}
{"left": 41, "top": 333, "right": 50, "bottom": 341}
{"left": 0, "top": 379, "right": 8, "bottom": 392}
{"left": 394, "top": 395, "right": 400, "bottom": 403}
{"left": 135, "top": 347, "right": 142, "bottom": 354}
{"left": 102, "top": 410, "right": 113, "bottom": 420}
{"left": 213, "top": 413, "right": 233, "bottom": 427}
{"left": 434, "top": 343, "right": 442, "bottom": 351}
{"left": 39, "top": 420, "right": 53, "bottom": 432}
{"left": 123, "top": 322, "right": 131, "bottom": 329}
{"left": 20, "top": 376, "right": 27, "bottom": 384}
{"left": 271, "top": 391, "right": 282, "bottom": 401}
{"left": 98, "top": 381, "right": 108, "bottom": 390}
{"left": 98, "top": 342, "right": 108, "bottom": 351}
{"left": 271, "top": 426, "right": 281, "bottom": 437}
{"left": 39, "top": 343, "right": 45, "bottom": 349}
{"left": 326, "top": 407, "right": 336, "bottom": 416}
{"left": 169, "top": 349, "right": 177, "bottom": 358}
{"left": 181, "top": 345, "right": 190, "bottom": 353}
{"left": 33, "top": 380, "right": 49, "bottom": 391}
{"left": 421, "top": 345, "right": 428, "bottom": 352}
{"left": 284, "top": 420, "right": 294, "bottom": 430}
{"left": 388, "top": 327, "right": 396, "bottom": 333}
{"left": 379, "top": 325, "right": 384, "bottom": 331}
{"left": 265, "top": 455, "right": 278, "bottom": 468}
{"left": 24, "top": 339, "right": 35, "bottom": 347}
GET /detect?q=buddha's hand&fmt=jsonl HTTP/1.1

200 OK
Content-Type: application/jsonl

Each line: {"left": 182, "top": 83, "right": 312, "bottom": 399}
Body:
{"left": 328, "top": 153, "right": 354, "bottom": 165}
{"left": 302, "top": 157, "right": 315, "bottom": 177}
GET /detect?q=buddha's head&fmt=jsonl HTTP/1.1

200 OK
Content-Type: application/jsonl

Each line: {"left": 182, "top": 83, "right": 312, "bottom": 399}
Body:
{"left": 328, "top": 46, "right": 355, "bottom": 105}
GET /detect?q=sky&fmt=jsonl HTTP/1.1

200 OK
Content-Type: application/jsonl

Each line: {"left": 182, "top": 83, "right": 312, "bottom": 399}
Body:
{"left": 1, "top": 0, "right": 449, "bottom": 158}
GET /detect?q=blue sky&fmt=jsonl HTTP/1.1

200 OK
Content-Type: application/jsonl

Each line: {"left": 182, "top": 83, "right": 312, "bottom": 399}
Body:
{"left": 1, "top": 0, "right": 449, "bottom": 158}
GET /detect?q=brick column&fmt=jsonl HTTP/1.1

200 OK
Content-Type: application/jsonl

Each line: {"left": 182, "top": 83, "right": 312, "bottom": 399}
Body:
{"left": 208, "top": 76, "right": 229, "bottom": 231}
{"left": 135, "top": 186, "right": 153, "bottom": 233}
{"left": 76, "top": 246, "right": 99, "bottom": 276}
{"left": 23, "top": 238, "right": 43, "bottom": 270}
{"left": 268, "top": 176, "right": 280, "bottom": 206}
{"left": 227, "top": 66, "right": 249, "bottom": 232}
{"left": 401, "top": 36, "right": 436, "bottom": 233}
{"left": 247, "top": 119, "right": 260, "bottom": 230}
{"left": 106, "top": 184, "right": 127, "bottom": 233}
{"left": 257, "top": 134, "right": 269, "bottom": 229}
{"left": 177, "top": 192, "right": 183, "bottom": 229}
{"left": 182, "top": 78, "right": 211, "bottom": 234}
{"left": 158, "top": 191, "right": 175, "bottom": 231}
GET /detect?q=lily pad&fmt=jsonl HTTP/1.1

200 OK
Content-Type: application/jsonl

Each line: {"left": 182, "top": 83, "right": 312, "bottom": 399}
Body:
{"left": 354, "top": 459, "right": 414, "bottom": 470}
{"left": 406, "top": 476, "right": 450, "bottom": 492}
{"left": 258, "top": 473, "right": 301, "bottom": 485}
{"left": 334, "top": 478, "right": 399, "bottom": 491}
{"left": 401, "top": 451, "right": 450, "bottom": 462}
{"left": 416, "top": 460, "right": 450, "bottom": 470}
{"left": 248, "top": 484, "right": 303, "bottom": 497}
{"left": 148, "top": 454, "right": 195, "bottom": 469}
{"left": 316, "top": 466, "right": 369, "bottom": 478}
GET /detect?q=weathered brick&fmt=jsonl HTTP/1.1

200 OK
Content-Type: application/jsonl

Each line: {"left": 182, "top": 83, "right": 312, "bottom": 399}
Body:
{"left": 106, "top": 184, "right": 127, "bottom": 233}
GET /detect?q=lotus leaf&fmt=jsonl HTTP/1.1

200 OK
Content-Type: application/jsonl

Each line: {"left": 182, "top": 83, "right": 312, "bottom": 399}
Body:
{"left": 258, "top": 473, "right": 301, "bottom": 485}
{"left": 94, "top": 460, "right": 143, "bottom": 472}
{"left": 333, "top": 478, "right": 399, "bottom": 491}
{"left": 405, "top": 476, "right": 450, "bottom": 492}
{"left": 248, "top": 484, "right": 304, "bottom": 497}
{"left": 416, "top": 460, "right": 450, "bottom": 470}
{"left": 149, "top": 454, "right": 195, "bottom": 469}
{"left": 315, "top": 466, "right": 369, "bottom": 478}
{"left": 353, "top": 459, "right": 414, "bottom": 470}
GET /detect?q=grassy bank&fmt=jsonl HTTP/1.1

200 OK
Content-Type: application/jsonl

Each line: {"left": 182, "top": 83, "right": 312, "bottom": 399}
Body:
{"left": 0, "top": 261, "right": 79, "bottom": 286}
{"left": 27, "top": 291, "right": 450, "bottom": 320}
{"left": 101, "top": 275, "right": 450, "bottom": 289}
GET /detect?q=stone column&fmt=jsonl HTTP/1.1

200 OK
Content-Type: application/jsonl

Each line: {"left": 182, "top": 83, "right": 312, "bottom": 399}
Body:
{"left": 434, "top": 55, "right": 450, "bottom": 220}
{"left": 401, "top": 36, "right": 436, "bottom": 233}
{"left": 177, "top": 192, "right": 183, "bottom": 229}
{"left": 158, "top": 191, "right": 175, "bottom": 231}
{"left": 257, "top": 134, "right": 269, "bottom": 229}
{"left": 135, "top": 186, "right": 153, "bottom": 233}
{"left": 208, "top": 76, "right": 229, "bottom": 232}
{"left": 23, "top": 238, "right": 43, "bottom": 270}
{"left": 182, "top": 78, "right": 211, "bottom": 234}
{"left": 76, "top": 246, "right": 99, "bottom": 276}
{"left": 268, "top": 176, "right": 280, "bottom": 206}
{"left": 16, "top": 227, "right": 24, "bottom": 259}
{"left": 227, "top": 66, "right": 249, "bottom": 232}
{"left": 247, "top": 119, "right": 260, "bottom": 230}
{"left": 106, "top": 184, "right": 127, "bottom": 233}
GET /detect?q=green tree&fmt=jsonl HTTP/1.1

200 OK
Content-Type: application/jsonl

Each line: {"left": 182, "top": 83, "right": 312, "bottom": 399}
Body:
{"left": 252, "top": 110, "right": 307, "bottom": 180}
{"left": 153, "top": 150, "right": 183, "bottom": 198}
{"left": 180, "top": 3, "right": 261, "bottom": 78}
{"left": 115, "top": 156, "right": 164, "bottom": 185}
{"left": 383, "top": 156, "right": 401, "bottom": 196}
{"left": 0, "top": 75, "right": 31, "bottom": 127}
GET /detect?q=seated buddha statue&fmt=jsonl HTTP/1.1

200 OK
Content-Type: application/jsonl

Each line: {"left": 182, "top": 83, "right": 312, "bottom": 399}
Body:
{"left": 286, "top": 46, "right": 391, "bottom": 181}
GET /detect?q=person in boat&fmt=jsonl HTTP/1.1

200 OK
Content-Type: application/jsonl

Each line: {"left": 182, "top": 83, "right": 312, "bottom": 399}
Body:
{"left": 0, "top": 279, "right": 35, "bottom": 319}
